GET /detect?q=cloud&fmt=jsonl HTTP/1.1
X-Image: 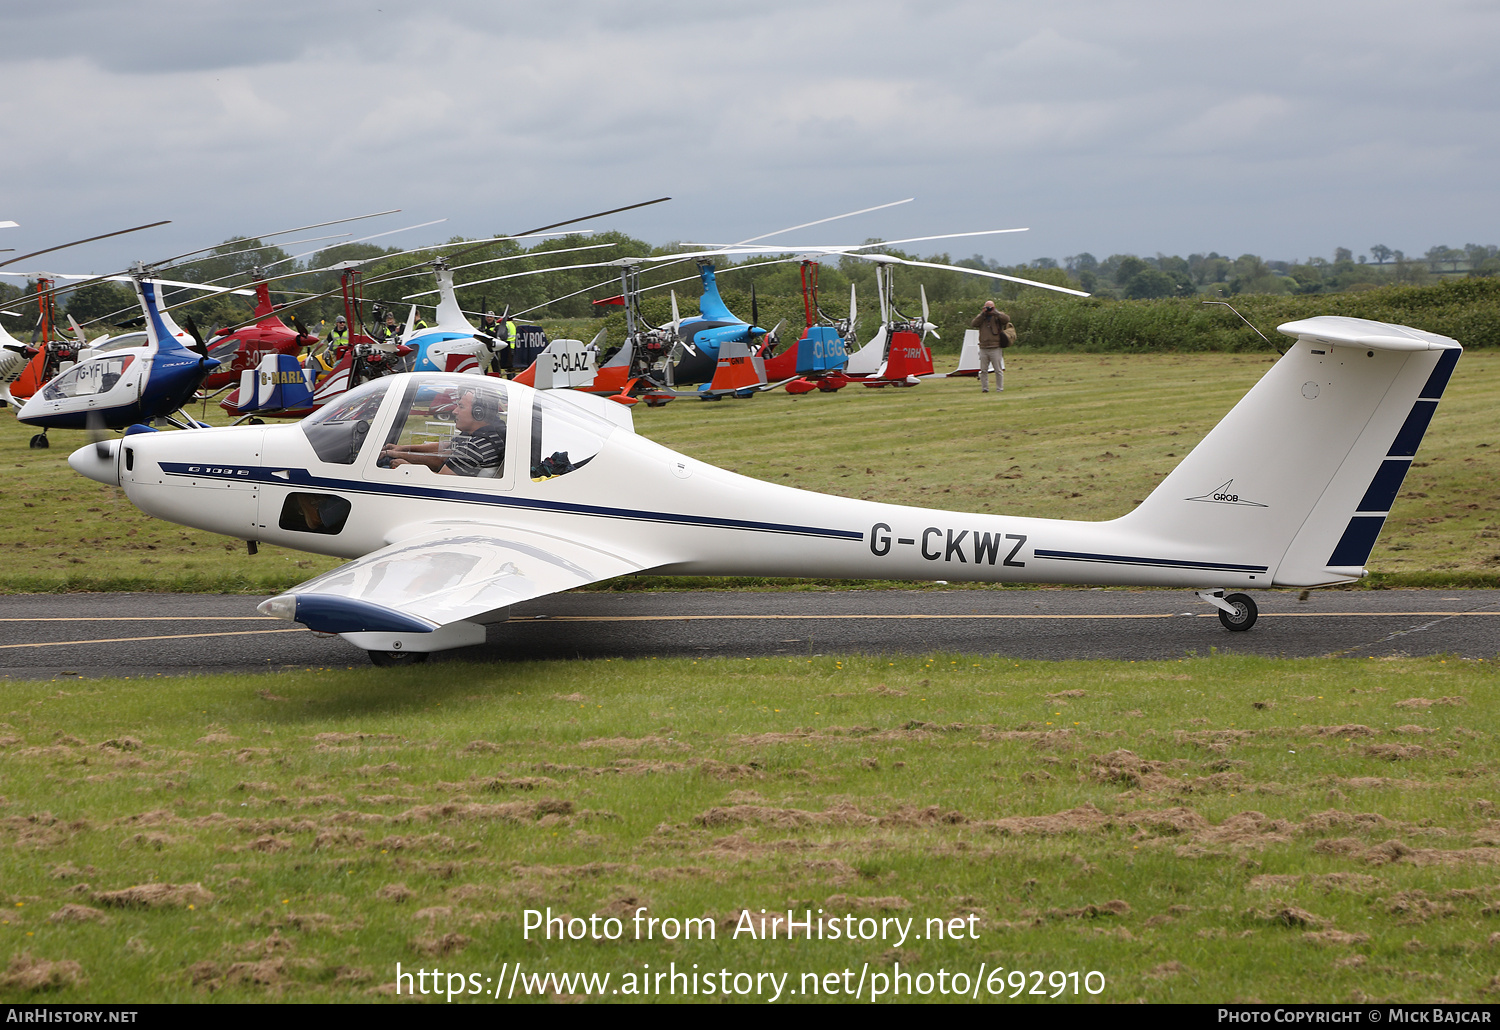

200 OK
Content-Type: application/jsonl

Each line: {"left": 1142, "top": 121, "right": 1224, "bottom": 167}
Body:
{"left": 0, "top": 0, "right": 1496, "bottom": 271}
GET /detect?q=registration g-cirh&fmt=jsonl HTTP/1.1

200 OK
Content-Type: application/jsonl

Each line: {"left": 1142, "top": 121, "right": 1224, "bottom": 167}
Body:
{"left": 68, "top": 316, "right": 1460, "bottom": 665}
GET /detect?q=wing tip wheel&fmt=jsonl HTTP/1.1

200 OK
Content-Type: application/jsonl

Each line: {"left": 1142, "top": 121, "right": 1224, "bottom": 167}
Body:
{"left": 1217, "top": 592, "right": 1258, "bottom": 631}
{"left": 368, "top": 649, "right": 429, "bottom": 667}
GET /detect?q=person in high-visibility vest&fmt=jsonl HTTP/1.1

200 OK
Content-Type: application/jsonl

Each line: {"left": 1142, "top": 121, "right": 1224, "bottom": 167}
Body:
{"left": 304, "top": 314, "right": 349, "bottom": 381}
{"left": 324, "top": 315, "right": 350, "bottom": 350}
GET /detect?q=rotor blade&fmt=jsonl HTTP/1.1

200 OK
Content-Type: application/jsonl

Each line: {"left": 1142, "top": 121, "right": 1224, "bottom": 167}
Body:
{"left": 0, "top": 220, "right": 170, "bottom": 271}
{"left": 511, "top": 255, "right": 802, "bottom": 320}
{"left": 841, "top": 252, "right": 1090, "bottom": 298}
{"left": 683, "top": 228, "right": 1028, "bottom": 253}
{"left": 259, "top": 218, "right": 450, "bottom": 272}
{"left": 848, "top": 228, "right": 1027, "bottom": 252}
{"left": 727, "top": 198, "right": 914, "bottom": 248}
{"left": 375, "top": 241, "right": 617, "bottom": 286}
{"left": 401, "top": 259, "right": 629, "bottom": 298}
{"left": 509, "top": 197, "right": 670, "bottom": 240}
{"left": 146, "top": 209, "right": 401, "bottom": 269}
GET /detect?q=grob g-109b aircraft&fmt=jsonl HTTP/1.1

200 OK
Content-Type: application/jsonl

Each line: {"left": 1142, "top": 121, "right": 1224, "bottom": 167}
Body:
{"left": 68, "top": 316, "right": 1460, "bottom": 665}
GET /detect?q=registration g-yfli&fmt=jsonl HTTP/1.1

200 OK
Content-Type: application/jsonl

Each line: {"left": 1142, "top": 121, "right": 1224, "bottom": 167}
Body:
{"left": 68, "top": 316, "right": 1460, "bottom": 665}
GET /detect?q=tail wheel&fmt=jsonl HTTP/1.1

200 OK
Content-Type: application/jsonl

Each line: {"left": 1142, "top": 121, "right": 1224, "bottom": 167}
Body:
{"left": 1218, "top": 593, "right": 1258, "bottom": 631}
{"left": 368, "top": 649, "right": 429, "bottom": 667}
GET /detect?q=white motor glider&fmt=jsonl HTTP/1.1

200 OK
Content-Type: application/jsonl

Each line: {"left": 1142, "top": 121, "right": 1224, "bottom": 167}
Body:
{"left": 69, "top": 316, "right": 1460, "bottom": 665}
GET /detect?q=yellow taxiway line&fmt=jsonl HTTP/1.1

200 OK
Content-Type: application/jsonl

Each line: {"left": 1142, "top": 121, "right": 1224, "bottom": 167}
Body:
{"left": 0, "top": 628, "right": 307, "bottom": 649}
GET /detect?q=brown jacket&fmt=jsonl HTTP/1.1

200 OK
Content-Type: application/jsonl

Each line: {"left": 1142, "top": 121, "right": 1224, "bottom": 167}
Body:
{"left": 970, "top": 309, "right": 1012, "bottom": 348}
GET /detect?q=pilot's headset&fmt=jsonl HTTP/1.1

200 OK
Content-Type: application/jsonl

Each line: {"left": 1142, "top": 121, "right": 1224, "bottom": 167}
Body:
{"left": 467, "top": 390, "right": 496, "bottom": 424}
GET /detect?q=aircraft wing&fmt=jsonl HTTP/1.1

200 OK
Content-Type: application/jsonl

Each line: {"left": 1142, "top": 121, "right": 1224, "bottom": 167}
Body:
{"left": 258, "top": 520, "right": 665, "bottom": 640}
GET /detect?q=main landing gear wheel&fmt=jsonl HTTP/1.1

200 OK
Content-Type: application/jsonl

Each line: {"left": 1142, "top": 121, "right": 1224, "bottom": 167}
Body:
{"left": 28, "top": 433, "right": 48, "bottom": 450}
{"left": 1217, "top": 592, "right": 1258, "bottom": 632}
{"left": 368, "top": 649, "right": 429, "bottom": 667}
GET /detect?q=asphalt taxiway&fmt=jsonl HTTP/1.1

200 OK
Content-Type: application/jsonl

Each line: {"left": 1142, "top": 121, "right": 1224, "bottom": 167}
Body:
{"left": 0, "top": 589, "right": 1496, "bottom": 679}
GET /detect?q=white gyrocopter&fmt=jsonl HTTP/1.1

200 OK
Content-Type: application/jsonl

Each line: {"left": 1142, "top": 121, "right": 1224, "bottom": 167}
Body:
{"left": 68, "top": 301, "right": 1460, "bottom": 665}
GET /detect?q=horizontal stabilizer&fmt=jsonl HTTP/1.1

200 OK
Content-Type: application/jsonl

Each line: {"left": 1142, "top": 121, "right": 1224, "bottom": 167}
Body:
{"left": 1278, "top": 316, "right": 1458, "bottom": 352}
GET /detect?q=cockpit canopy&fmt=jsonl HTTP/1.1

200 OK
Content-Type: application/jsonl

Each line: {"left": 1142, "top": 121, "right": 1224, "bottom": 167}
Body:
{"left": 299, "top": 377, "right": 392, "bottom": 465}
{"left": 295, "top": 374, "right": 617, "bottom": 482}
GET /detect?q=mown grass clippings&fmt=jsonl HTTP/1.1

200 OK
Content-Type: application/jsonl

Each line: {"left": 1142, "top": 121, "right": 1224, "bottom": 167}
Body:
{"left": 1, "top": 653, "right": 1500, "bottom": 1002}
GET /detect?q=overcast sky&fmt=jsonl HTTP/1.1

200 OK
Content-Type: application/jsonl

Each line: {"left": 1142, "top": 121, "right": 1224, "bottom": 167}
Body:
{"left": 1, "top": 0, "right": 1495, "bottom": 276}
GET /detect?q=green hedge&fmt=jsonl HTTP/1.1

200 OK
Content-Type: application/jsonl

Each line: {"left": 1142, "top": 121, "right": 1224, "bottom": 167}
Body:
{"left": 926, "top": 278, "right": 1500, "bottom": 353}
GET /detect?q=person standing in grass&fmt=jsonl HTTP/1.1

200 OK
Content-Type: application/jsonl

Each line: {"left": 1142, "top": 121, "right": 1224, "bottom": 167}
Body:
{"left": 970, "top": 300, "right": 1015, "bottom": 393}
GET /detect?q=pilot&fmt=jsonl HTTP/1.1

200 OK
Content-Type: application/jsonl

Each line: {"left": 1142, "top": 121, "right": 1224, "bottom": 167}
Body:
{"left": 381, "top": 388, "right": 505, "bottom": 477}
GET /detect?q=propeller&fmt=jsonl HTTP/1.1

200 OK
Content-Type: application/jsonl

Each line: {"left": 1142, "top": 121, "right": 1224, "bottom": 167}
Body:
{"left": 849, "top": 283, "right": 857, "bottom": 329}
{"left": 751, "top": 282, "right": 759, "bottom": 331}
{"left": 86, "top": 409, "right": 110, "bottom": 461}
{"left": 919, "top": 284, "right": 940, "bottom": 341}
{"left": 180, "top": 314, "right": 209, "bottom": 358}
{"left": 290, "top": 313, "right": 311, "bottom": 337}
{"left": 875, "top": 266, "right": 889, "bottom": 325}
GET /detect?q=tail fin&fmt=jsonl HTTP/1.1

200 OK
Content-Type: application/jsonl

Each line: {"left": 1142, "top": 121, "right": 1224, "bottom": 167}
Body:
{"left": 134, "top": 278, "right": 197, "bottom": 356}
{"left": 255, "top": 353, "right": 314, "bottom": 411}
{"left": 845, "top": 326, "right": 887, "bottom": 376}
{"left": 1114, "top": 317, "right": 1460, "bottom": 587}
{"left": 706, "top": 338, "right": 765, "bottom": 393}
{"left": 882, "top": 329, "right": 934, "bottom": 379}
{"left": 946, "top": 329, "right": 981, "bottom": 376}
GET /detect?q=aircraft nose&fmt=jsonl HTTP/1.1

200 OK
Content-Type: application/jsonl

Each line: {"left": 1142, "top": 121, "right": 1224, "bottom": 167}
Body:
{"left": 68, "top": 439, "right": 120, "bottom": 486}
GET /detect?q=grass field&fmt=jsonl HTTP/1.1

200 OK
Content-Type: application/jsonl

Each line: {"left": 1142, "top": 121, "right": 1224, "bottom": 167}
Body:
{"left": 1, "top": 352, "right": 1497, "bottom": 593}
{"left": 3, "top": 654, "right": 1500, "bottom": 1003}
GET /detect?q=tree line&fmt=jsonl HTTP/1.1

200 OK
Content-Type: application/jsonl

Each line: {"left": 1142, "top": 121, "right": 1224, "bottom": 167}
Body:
{"left": 1, "top": 233, "right": 1495, "bottom": 348}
